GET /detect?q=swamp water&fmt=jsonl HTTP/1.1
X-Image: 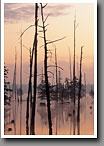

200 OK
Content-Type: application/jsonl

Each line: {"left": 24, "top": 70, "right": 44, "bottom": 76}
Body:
{"left": 4, "top": 94, "right": 94, "bottom": 135}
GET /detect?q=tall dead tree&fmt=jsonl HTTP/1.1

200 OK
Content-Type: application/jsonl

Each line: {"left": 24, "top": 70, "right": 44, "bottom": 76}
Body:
{"left": 14, "top": 48, "right": 17, "bottom": 135}
{"left": 12, "top": 48, "right": 17, "bottom": 134}
{"left": 20, "top": 31, "right": 23, "bottom": 103}
{"left": 31, "top": 3, "right": 38, "bottom": 135}
{"left": 77, "top": 57, "right": 79, "bottom": 78}
{"left": 68, "top": 47, "right": 72, "bottom": 81}
{"left": 55, "top": 47, "right": 58, "bottom": 100}
{"left": 41, "top": 67, "right": 44, "bottom": 84}
{"left": 20, "top": 31, "right": 22, "bottom": 135}
{"left": 18, "top": 20, "right": 37, "bottom": 135}
{"left": 77, "top": 46, "right": 84, "bottom": 135}
{"left": 73, "top": 14, "right": 78, "bottom": 113}
{"left": 26, "top": 47, "right": 32, "bottom": 135}
{"left": 84, "top": 72, "right": 86, "bottom": 123}
{"left": 29, "top": 48, "right": 32, "bottom": 119}
{"left": 84, "top": 73, "right": 86, "bottom": 98}
{"left": 22, "top": 4, "right": 38, "bottom": 135}
{"left": 73, "top": 14, "right": 78, "bottom": 135}
{"left": 40, "top": 3, "right": 65, "bottom": 135}
{"left": 55, "top": 47, "right": 58, "bottom": 135}
{"left": 40, "top": 3, "right": 52, "bottom": 135}
{"left": 58, "top": 68, "right": 62, "bottom": 101}
{"left": 58, "top": 68, "right": 61, "bottom": 92}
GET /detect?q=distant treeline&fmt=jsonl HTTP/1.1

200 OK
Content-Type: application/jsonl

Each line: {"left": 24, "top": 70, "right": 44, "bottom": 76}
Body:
{"left": 10, "top": 83, "right": 94, "bottom": 95}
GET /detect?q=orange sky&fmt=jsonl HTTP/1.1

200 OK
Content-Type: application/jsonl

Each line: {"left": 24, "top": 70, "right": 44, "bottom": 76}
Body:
{"left": 4, "top": 3, "right": 94, "bottom": 84}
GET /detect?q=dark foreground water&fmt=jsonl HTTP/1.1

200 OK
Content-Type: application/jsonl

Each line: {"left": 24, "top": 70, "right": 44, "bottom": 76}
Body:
{"left": 4, "top": 94, "right": 94, "bottom": 135}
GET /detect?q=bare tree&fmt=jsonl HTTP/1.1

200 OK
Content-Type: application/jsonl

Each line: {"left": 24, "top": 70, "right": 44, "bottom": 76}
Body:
{"left": 12, "top": 48, "right": 17, "bottom": 135}
{"left": 68, "top": 47, "right": 72, "bottom": 81}
{"left": 20, "top": 30, "right": 22, "bottom": 135}
{"left": 40, "top": 3, "right": 52, "bottom": 135}
{"left": 77, "top": 46, "right": 84, "bottom": 135}
{"left": 73, "top": 14, "right": 78, "bottom": 113}
{"left": 26, "top": 47, "right": 32, "bottom": 135}
{"left": 73, "top": 14, "right": 78, "bottom": 135}
{"left": 84, "top": 73, "right": 86, "bottom": 98}
{"left": 40, "top": 3, "right": 65, "bottom": 135}
{"left": 30, "top": 3, "right": 38, "bottom": 135}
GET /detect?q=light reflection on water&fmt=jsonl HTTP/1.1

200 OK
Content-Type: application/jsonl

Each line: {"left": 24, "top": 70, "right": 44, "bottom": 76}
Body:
{"left": 4, "top": 94, "right": 94, "bottom": 135}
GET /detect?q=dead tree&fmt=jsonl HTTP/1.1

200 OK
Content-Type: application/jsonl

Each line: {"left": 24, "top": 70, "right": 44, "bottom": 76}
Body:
{"left": 84, "top": 73, "right": 86, "bottom": 98}
{"left": 84, "top": 72, "right": 86, "bottom": 123}
{"left": 73, "top": 14, "right": 78, "bottom": 135}
{"left": 55, "top": 47, "right": 58, "bottom": 135}
{"left": 48, "top": 47, "right": 63, "bottom": 98}
{"left": 20, "top": 4, "right": 38, "bottom": 135}
{"left": 22, "top": 35, "right": 35, "bottom": 134}
{"left": 18, "top": 16, "right": 38, "bottom": 135}
{"left": 68, "top": 47, "right": 72, "bottom": 81}
{"left": 12, "top": 48, "right": 17, "bottom": 135}
{"left": 29, "top": 48, "right": 32, "bottom": 121}
{"left": 40, "top": 3, "right": 52, "bottom": 135}
{"left": 73, "top": 14, "right": 78, "bottom": 114}
{"left": 25, "top": 47, "right": 32, "bottom": 135}
{"left": 14, "top": 48, "right": 17, "bottom": 135}
{"left": 55, "top": 47, "right": 58, "bottom": 100}
{"left": 77, "top": 46, "right": 84, "bottom": 135}
{"left": 40, "top": 3, "right": 65, "bottom": 135}
{"left": 20, "top": 30, "right": 23, "bottom": 135}
{"left": 77, "top": 57, "right": 79, "bottom": 78}
{"left": 31, "top": 3, "right": 38, "bottom": 135}
{"left": 20, "top": 31, "right": 22, "bottom": 103}
{"left": 23, "top": 45, "right": 33, "bottom": 135}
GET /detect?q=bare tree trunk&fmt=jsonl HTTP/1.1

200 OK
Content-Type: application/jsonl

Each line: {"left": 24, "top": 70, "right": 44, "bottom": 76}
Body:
{"left": 26, "top": 49, "right": 32, "bottom": 135}
{"left": 84, "top": 72, "right": 86, "bottom": 123}
{"left": 20, "top": 31, "right": 22, "bottom": 103}
{"left": 77, "top": 46, "right": 83, "bottom": 135}
{"left": 68, "top": 47, "right": 72, "bottom": 81}
{"left": 12, "top": 48, "right": 17, "bottom": 135}
{"left": 73, "top": 14, "right": 78, "bottom": 135}
{"left": 20, "top": 31, "right": 22, "bottom": 135}
{"left": 55, "top": 47, "right": 58, "bottom": 99}
{"left": 26, "top": 3, "right": 38, "bottom": 135}
{"left": 73, "top": 15, "right": 76, "bottom": 114}
{"left": 84, "top": 73, "right": 86, "bottom": 98}
{"left": 55, "top": 47, "right": 58, "bottom": 135}
{"left": 73, "top": 15, "right": 76, "bottom": 135}
{"left": 58, "top": 69, "right": 61, "bottom": 99}
{"left": 40, "top": 3, "right": 52, "bottom": 135}
{"left": 31, "top": 3, "right": 38, "bottom": 135}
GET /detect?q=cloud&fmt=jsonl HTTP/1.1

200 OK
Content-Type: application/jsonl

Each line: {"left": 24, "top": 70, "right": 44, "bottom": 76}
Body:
{"left": 4, "top": 3, "right": 35, "bottom": 23}
{"left": 44, "top": 4, "right": 72, "bottom": 17}
{"left": 4, "top": 3, "right": 72, "bottom": 23}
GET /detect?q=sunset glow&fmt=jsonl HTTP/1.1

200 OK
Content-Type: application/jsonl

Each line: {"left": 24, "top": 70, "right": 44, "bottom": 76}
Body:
{"left": 4, "top": 3, "right": 94, "bottom": 84}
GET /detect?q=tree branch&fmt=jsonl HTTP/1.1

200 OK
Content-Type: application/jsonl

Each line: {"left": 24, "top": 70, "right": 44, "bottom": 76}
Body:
{"left": 47, "top": 71, "right": 54, "bottom": 76}
{"left": 44, "top": 14, "right": 50, "bottom": 23}
{"left": 40, "top": 36, "right": 66, "bottom": 48}
{"left": 47, "top": 65, "right": 63, "bottom": 70}
{"left": 18, "top": 24, "right": 35, "bottom": 40}
{"left": 42, "top": 3, "right": 48, "bottom": 9}
{"left": 47, "top": 36, "right": 66, "bottom": 45}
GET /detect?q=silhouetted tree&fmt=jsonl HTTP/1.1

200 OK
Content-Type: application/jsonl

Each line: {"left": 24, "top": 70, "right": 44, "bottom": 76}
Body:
{"left": 4, "top": 64, "right": 12, "bottom": 130}
{"left": 68, "top": 77, "right": 85, "bottom": 100}
{"left": 40, "top": 3, "right": 52, "bottom": 135}
{"left": 31, "top": 3, "right": 38, "bottom": 135}
{"left": 4, "top": 65, "right": 11, "bottom": 105}
{"left": 77, "top": 46, "right": 84, "bottom": 135}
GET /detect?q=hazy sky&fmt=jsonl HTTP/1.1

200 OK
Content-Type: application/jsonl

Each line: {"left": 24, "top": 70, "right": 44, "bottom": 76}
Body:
{"left": 4, "top": 3, "right": 94, "bottom": 85}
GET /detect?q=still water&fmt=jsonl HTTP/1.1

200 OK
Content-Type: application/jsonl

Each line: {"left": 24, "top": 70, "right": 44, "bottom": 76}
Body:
{"left": 4, "top": 94, "right": 94, "bottom": 135}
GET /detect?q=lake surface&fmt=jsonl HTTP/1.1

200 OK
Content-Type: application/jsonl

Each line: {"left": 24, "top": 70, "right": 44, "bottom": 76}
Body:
{"left": 4, "top": 94, "right": 94, "bottom": 135}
